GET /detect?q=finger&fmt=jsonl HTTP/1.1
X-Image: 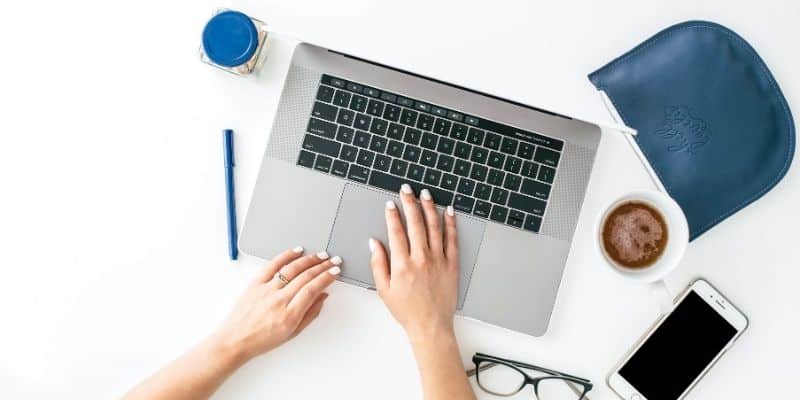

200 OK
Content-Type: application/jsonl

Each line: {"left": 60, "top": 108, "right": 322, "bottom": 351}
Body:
{"left": 283, "top": 256, "right": 341, "bottom": 297}
{"left": 269, "top": 251, "right": 330, "bottom": 289}
{"left": 398, "top": 183, "right": 429, "bottom": 252}
{"left": 443, "top": 206, "right": 459, "bottom": 264}
{"left": 385, "top": 199, "right": 409, "bottom": 256}
{"left": 287, "top": 264, "right": 340, "bottom": 314}
{"left": 291, "top": 293, "right": 328, "bottom": 339}
{"left": 419, "top": 189, "right": 443, "bottom": 254}
{"left": 369, "top": 238, "right": 390, "bottom": 292}
{"left": 252, "top": 246, "right": 305, "bottom": 285}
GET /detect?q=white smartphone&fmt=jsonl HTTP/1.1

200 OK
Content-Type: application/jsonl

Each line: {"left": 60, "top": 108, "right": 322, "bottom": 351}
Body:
{"left": 608, "top": 279, "right": 748, "bottom": 400}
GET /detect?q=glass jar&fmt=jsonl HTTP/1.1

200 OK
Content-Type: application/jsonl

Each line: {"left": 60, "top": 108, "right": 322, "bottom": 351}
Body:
{"left": 200, "top": 10, "right": 268, "bottom": 76}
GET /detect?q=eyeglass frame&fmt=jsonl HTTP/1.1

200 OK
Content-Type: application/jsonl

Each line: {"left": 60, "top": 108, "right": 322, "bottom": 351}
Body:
{"left": 466, "top": 353, "right": 593, "bottom": 400}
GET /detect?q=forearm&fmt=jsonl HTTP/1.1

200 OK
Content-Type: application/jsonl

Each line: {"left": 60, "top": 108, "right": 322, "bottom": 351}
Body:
{"left": 122, "top": 334, "right": 248, "bottom": 400}
{"left": 408, "top": 326, "right": 477, "bottom": 400}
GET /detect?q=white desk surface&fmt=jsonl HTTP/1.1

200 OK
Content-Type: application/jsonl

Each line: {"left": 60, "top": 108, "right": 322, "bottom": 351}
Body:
{"left": 1, "top": 0, "right": 798, "bottom": 399}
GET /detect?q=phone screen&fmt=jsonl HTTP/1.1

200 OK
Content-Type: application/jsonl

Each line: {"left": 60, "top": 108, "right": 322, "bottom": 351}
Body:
{"left": 619, "top": 291, "right": 738, "bottom": 400}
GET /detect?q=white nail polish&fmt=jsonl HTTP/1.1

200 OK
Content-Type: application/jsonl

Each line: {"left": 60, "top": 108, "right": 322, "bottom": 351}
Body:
{"left": 317, "top": 251, "right": 329, "bottom": 260}
{"left": 330, "top": 256, "right": 342, "bottom": 265}
{"left": 400, "top": 183, "right": 413, "bottom": 194}
{"left": 328, "top": 266, "right": 341, "bottom": 276}
{"left": 420, "top": 189, "right": 432, "bottom": 200}
{"left": 368, "top": 238, "right": 376, "bottom": 252}
{"left": 292, "top": 246, "right": 304, "bottom": 253}
{"left": 446, "top": 206, "right": 455, "bottom": 216}
{"left": 385, "top": 200, "right": 396, "bottom": 210}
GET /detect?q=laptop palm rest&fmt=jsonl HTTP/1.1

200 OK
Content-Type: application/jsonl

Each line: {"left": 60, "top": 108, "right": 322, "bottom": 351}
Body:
{"left": 327, "top": 184, "right": 485, "bottom": 309}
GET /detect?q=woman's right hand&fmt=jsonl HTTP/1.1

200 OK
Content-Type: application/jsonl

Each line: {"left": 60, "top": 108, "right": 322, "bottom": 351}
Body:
{"left": 369, "top": 184, "right": 460, "bottom": 339}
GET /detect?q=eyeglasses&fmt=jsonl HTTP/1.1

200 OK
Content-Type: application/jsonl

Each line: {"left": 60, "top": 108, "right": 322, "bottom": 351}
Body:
{"left": 466, "top": 353, "right": 593, "bottom": 400}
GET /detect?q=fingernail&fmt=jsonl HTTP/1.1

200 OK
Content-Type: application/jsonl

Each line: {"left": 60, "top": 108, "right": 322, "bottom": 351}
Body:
{"left": 385, "top": 200, "right": 396, "bottom": 210}
{"left": 317, "top": 251, "right": 329, "bottom": 260}
{"left": 420, "top": 189, "right": 432, "bottom": 201}
{"left": 328, "top": 266, "right": 341, "bottom": 276}
{"left": 446, "top": 206, "right": 455, "bottom": 216}
{"left": 400, "top": 183, "right": 413, "bottom": 194}
{"left": 292, "top": 246, "right": 304, "bottom": 253}
{"left": 368, "top": 238, "right": 376, "bottom": 252}
{"left": 330, "top": 256, "right": 342, "bottom": 265}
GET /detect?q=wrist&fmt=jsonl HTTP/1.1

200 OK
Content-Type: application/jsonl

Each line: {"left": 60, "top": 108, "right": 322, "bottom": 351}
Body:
{"left": 205, "top": 331, "right": 252, "bottom": 369}
{"left": 405, "top": 319, "right": 456, "bottom": 347}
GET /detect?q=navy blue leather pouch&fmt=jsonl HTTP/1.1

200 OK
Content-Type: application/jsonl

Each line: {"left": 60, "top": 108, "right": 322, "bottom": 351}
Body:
{"left": 589, "top": 21, "right": 794, "bottom": 240}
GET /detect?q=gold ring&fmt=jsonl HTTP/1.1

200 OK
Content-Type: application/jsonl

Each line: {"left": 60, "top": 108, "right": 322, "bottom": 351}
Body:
{"left": 276, "top": 271, "right": 291, "bottom": 287}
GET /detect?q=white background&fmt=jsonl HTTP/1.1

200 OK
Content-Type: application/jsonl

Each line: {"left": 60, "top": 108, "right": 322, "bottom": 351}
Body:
{"left": 1, "top": 0, "right": 798, "bottom": 399}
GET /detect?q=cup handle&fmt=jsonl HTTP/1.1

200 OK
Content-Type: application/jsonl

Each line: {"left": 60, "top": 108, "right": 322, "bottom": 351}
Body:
{"left": 650, "top": 280, "right": 674, "bottom": 315}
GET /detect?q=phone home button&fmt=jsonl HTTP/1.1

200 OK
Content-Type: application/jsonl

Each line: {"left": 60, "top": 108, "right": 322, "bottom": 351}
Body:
{"left": 630, "top": 394, "right": 642, "bottom": 400}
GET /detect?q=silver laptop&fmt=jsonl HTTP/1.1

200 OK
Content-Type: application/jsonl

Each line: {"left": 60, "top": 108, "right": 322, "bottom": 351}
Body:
{"left": 240, "top": 43, "right": 600, "bottom": 336}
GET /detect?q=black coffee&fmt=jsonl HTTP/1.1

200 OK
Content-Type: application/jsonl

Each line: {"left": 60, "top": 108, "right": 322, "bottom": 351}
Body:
{"left": 601, "top": 201, "right": 668, "bottom": 269}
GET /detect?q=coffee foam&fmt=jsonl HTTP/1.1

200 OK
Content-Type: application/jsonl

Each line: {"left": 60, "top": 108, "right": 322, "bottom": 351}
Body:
{"left": 607, "top": 208, "right": 665, "bottom": 264}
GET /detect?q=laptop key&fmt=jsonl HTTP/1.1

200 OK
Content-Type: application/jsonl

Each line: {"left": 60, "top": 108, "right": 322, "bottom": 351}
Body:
{"left": 454, "top": 142, "right": 472, "bottom": 159}
{"left": 524, "top": 214, "right": 542, "bottom": 233}
{"left": 353, "top": 131, "right": 371, "bottom": 148}
{"left": 370, "top": 136, "right": 387, "bottom": 153}
{"left": 387, "top": 123, "right": 405, "bottom": 140}
{"left": 501, "top": 137, "right": 518, "bottom": 155}
{"left": 473, "top": 200, "right": 491, "bottom": 218}
{"left": 487, "top": 151, "right": 505, "bottom": 168}
{"left": 350, "top": 94, "right": 368, "bottom": 112}
{"left": 314, "top": 155, "right": 333, "bottom": 173}
{"left": 390, "top": 159, "right": 409, "bottom": 176}
{"left": 383, "top": 104, "right": 401, "bottom": 122}
{"left": 404, "top": 128, "right": 422, "bottom": 145}
{"left": 503, "top": 174, "right": 521, "bottom": 191}
{"left": 433, "top": 119, "right": 451, "bottom": 135}
{"left": 397, "top": 97, "right": 414, "bottom": 108}
{"left": 440, "top": 173, "right": 458, "bottom": 190}
{"left": 490, "top": 205, "right": 508, "bottom": 223}
{"left": 333, "top": 90, "right": 351, "bottom": 107}
{"left": 518, "top": 142, "right": 535, "bottom": 160}
{"left": 374, "top": 155, "right": 391, "bottom": 172}
{"left": 474, "top": 183, "right": 492, "bottom": 200}
{"left": 484, "top": 132, "right": 501, "bottom": 150}
{"left": 538, "top": 165, "right": 556, "bottom": 183}
{"left": 336, "top": 109, "right": 354, "bottom": 126}
{"left": 521, "top": 161, "right": 539, "bottom": 178}
{"left": 454, "top": 159, "right": 471, "bottom": 177}
{"left": 487, "top": 168, "right": 504, "bottom": 186}
{"left": 424, "top": 169, "right": 442, "bottom": 186}
{"left": 421, "top": 132, "right": 438, "bottom": 149}
{"left": 437, "top": 137, "right": 455, "bottom": 155}
{"left": 403, "top": 145, "right": 421, "bottom": 163}
{"left": 407, "top": 164, "right": 425, "bottom": 181}
{"left": 457, "top": 178, "right": 475, "bottom": 196}
{"left": 504, "top": 156, "right": 522, "bottom": 174}
{"left": 400, "top": 109, "right": 418, "bottom": 126}
{"left": 307, "top": 118, "right": 337, "bottom": 139}
{"left": 437, "top": 155, "right": 455, "bottom": 172}
{"left": 331, "top": 160, "right": 349, "bottom": 177}
{"left": 363, "top": 87, "right": 381, "bottom": 98}
{"left": 302, "top": 134, "right": 341, "bottom": 157}
{"left": 357, "top": 149, "right": 375, "bottom": 167}
{"left": 491, "top": 187, "right": 509, "bottom": 205}
{"left": 381, "top": 92, "right": 397, "bottom": 103}
{"left": 340, "top": 145, "right": 358, "bottom": 162}
{"left": 467, "top": 128, "right": 485, "bottom": 145}
{"left": 420, "top": 150, "right": 438, "bottom": 168}
{"left": 336, "top": 126, "right": 354, "bottom": 144}
{"left": 453, "top": 195, "right": 475, "bottom": 213}
{"left": 508, "top": 192, "right": 546, "bottom": 216}
{"left": 470, "top": 147, "right": 488, "bottom": 164}
{"left": 534, "top": 147, "right": 561, "bottom": 167}
{"left": 417, "top": 114, "right": 434, "bottom": 131}
{"left": 347, "top": 164, "right": 370, "bottom": 183}
{"left": 369, "top": 170, "right": 453, "bottom": 206}
{"left": 470, "top": 164, "right": 488, "bottom": 182}
{"left": 415, "top": 101, "right": 431, "bottom": 113}
{"left": 370, "top": 118, "right": 388, "bottom": 136}
{"left": 387, "top": 140, "right": 404, "bottom": 158}
{"left": 367, "top": 99, "right": 385, "bottom": 117}
{"left": 507, "top": 210, "right": 525, "bottom": 228}
{"left": 316, "top": 85, "right": 335, "bottom": 102}
{"left": 312, "top": 102, "right": 338, "bottom": 122}
{"left": 451, "top": 123, "right": 468, "bottom": 140}
{"left": 346, "top": 82, "right": 363, "bottom": 93}
{"left": 521, "top": 178, "right": 551, "bottom": 200}
{"left": 353, "top": 113, "right": 371, "bottom": 130}
{"left": 297, "top": 150, "right": 315, "bottom": 168}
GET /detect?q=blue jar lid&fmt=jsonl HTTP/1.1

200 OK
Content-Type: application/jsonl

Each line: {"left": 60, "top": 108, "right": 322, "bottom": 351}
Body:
{"left": 202, "top": 11, "right": 259, "bottom": 68}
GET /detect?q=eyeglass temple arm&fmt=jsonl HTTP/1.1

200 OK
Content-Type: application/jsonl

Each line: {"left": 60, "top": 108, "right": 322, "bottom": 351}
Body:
{"left": 465, "top": 362, "right": 592, "bottom": 400}
{"left": 465, "top": 361, "right": 498, "bottom": 377}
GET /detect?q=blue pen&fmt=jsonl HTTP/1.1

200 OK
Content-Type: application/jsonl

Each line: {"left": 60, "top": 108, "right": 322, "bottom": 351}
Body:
{"left": 223, "top": 129, "right": 238, "bottom": 260}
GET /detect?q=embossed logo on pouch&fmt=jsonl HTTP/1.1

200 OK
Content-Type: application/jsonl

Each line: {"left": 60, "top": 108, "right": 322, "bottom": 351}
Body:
{"left": 654, "top": 106, "right": 711, "bottom": 154}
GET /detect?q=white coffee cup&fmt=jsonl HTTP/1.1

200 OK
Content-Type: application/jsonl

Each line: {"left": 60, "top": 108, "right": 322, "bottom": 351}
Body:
{"left": 596, "top": 190, "right": 689, "bottom": 283}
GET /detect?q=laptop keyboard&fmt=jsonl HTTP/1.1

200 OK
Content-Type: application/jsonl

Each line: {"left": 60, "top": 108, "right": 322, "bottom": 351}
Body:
{"left": 297, "top": 74, "right": 564, "bottom": 233}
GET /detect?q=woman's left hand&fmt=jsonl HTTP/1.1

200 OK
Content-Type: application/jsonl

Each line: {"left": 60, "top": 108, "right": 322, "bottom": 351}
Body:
{"left": 213, "top": 247, "right": 342, "bottom": 362}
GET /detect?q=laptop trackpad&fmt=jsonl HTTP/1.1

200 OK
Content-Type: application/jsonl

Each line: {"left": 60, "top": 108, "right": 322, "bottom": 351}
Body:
{"left": 327, "top": 184, "right": 485, "bottom": 309}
